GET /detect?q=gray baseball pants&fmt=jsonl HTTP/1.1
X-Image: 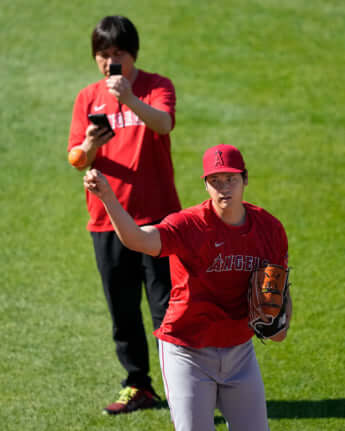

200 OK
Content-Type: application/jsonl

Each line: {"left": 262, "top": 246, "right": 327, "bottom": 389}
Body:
{"left": 159, "top": 339, "right": 269, "bottom": 431}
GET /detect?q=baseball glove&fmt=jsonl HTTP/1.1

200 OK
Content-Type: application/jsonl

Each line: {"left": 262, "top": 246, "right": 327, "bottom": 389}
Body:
{"left": 248, "top": 264, "right": 290, "bottom": 340}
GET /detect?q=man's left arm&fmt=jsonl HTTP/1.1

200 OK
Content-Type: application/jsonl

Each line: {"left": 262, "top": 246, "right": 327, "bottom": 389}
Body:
{"left": 271, "top": 225, "right": 292, "bottom": 342}
{"left": 106, "top": 75, "right": 175, "bottom": 135}
{"left": 125, "top": 96, "right": 172, "bottom": 134}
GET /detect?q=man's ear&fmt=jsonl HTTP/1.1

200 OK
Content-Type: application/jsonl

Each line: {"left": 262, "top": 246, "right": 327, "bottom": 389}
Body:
{"left": 243, "top": 171, "right": 248, "bottom": 186}
{"left": 204, "top": 178, "right": 208, "bottom": 190}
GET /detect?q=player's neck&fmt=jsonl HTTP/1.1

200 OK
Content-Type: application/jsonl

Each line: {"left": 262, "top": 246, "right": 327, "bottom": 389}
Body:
{"left": 128, "top": 67, "right": 138, "bottom": 84}
{"left": 213, "top": 202, "right": 246, "bottom": 226}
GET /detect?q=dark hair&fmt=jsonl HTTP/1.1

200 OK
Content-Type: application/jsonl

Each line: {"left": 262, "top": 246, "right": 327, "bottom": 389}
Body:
{"left": 91, "top": 16, "right": 139, "bottom": 59}
{"left": 241, "top": 169, "right": 248, "bottom": 180}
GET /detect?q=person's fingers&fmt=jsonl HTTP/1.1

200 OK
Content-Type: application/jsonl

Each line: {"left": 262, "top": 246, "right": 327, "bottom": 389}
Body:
{"left": 98, "top": 129, "right": 114, "bottom": 141}
{"left": 84, "top": 169, "right": 97, "bottom": 183}
{"left": 86, "top": 124, "right": 99, "bottom": 136}
{"left": 89, "top": 129, "right": 114, "bottom": 148}
{"left": 106, "top": 76, "right": 126, "bottom": 99}
{"left": 83, "top": 178, "right": 92, "bottom": 190}
{"left": 106, "top": 75, "right": 122, "bottom": 87}
{"left": 84, "top": 179, "right": 97, "bottom": 191}
{"left": 88, "top": 125, "right": 112, "bottom": 143}
{"left": 85, "top": 169, "right": 94, "bottom": 178}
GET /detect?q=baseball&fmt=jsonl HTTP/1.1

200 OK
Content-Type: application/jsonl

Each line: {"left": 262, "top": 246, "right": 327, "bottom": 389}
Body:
{"left": 68, "top": 148, "right": 87, "bottom": 168}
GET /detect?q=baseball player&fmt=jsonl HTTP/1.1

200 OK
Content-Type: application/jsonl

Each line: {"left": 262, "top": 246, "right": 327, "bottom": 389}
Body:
{"left": 68, "top": 15, "right": 181, "bottom": 414}
{"left": 83, "top": 144, "right": 292, "bottom": 430}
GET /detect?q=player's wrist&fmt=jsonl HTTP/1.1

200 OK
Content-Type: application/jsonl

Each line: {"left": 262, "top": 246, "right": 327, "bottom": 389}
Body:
{"left": 81, "top": 137, "right": 94, "bottom": 152}
{"left": 101, "top": 188, "right": 118, "bottom": 205}
{"left": 270, "top": 329, "right": 288, "bottom": 342}
{"left": 123, "top": 92, "right": 139, "bottom": 109}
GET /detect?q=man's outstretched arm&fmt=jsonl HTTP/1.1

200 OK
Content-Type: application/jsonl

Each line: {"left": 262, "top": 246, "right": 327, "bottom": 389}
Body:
{"left": 84, "top": 169, "right": 162, "bottom": 256}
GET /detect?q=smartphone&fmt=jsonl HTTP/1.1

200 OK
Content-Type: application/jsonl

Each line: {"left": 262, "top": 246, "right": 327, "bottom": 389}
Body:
{"left": 110, "top": 63, "right": 122, "bottom": 75}
{"left": 88, "top": 114, "right": 115, "bottom": 136}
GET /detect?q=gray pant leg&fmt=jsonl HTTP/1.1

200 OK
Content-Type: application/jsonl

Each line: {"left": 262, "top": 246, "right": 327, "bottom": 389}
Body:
{"left": 159, "top": 340, "right": 269, "bottom": 431}
{"left": 217, "top": 341, "right": 270, "bottom": 431}
{"left": 159, "top": 340, "right": 217, "bottom": 431}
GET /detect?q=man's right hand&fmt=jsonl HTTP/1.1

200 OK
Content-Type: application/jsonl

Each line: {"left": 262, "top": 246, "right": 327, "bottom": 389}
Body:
{"left": 74, "top": 125, "right": 114, "bottom": 170}
{"left": 83, "top": 169, "right": 113, "bottom": 202}
{"left": 84, "top": 124, "right": 113, "bottom": 151}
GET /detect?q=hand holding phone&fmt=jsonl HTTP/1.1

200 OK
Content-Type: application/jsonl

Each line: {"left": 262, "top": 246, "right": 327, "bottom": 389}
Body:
{"left": 88, "top": 114, "right": 115, "bottom": 137}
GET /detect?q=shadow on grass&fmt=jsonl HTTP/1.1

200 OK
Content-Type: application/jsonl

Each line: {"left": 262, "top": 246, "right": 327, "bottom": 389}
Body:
{"left": 213, "top": 399, "right": 345, "bottom": 424}
{"left": 267, "top": 399, "right": 345, "bottom": 418}
{"left": 154, "top": 400, "right": 169, "bottom": 410}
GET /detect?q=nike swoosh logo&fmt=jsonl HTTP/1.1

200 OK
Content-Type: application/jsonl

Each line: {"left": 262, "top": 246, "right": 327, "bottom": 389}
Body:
{"left": 215, "top": 242, "right": 224, "bottom": 247}
{"left": 94, "top": 104, "right": 106, "bottom": 112}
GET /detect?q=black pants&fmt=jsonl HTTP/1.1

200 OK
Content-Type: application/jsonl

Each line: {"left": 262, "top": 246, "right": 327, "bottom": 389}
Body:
{"left": 91, "top": 230, "right": 171, "bottom": 390}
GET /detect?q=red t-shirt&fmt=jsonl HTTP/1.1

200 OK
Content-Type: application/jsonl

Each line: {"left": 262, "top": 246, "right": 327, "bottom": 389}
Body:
{"left": 154, "top": 200, "right": 288, "bottom": 348}
{"left": 68, "top": 70, "right": 181, "bottom": 230}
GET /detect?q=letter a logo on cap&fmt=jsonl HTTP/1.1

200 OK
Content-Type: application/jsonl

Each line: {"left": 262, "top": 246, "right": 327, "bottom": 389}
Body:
{"left": 201, "top": 144, "right": 246, "bottom": 178}
{"left": 214, "top": 150, "right": 224, "bottom": 167}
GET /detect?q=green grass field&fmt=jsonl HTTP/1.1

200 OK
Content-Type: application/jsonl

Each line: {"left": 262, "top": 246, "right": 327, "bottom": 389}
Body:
{"left": 1, "top": 0, "right": 345, "bottom": 430}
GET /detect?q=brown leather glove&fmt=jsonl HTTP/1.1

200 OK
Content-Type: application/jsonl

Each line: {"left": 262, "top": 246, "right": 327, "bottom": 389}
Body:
{"left": 248, "top": 264, "right": 291, "bottom": 340}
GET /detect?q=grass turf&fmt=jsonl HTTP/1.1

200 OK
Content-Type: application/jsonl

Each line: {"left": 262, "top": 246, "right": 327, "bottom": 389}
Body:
{"left": 1, "top": 0, "right": 345, "bottom": 430}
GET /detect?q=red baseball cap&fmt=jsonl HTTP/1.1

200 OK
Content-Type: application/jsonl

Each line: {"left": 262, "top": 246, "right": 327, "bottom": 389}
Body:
{"left": 201, "top": 144, "right": 246, "bottom": 178}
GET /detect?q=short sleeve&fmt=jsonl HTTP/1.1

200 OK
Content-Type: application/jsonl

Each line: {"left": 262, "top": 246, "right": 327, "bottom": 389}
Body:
{"left": 155, "top": 211, "right": 189, "bottom": 257}
{"left": 275, "top": 220, "right": 289, "bottom": 268}
{"left": 68, "top": 90, "right": 89, "bottom": 151}
{"left": 149, "top": 76, "right": 176, "bottom": 129}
